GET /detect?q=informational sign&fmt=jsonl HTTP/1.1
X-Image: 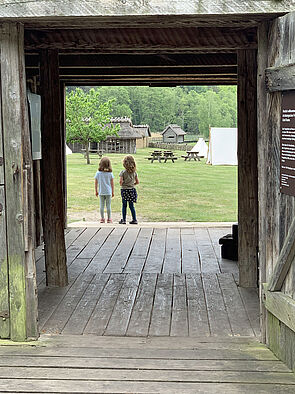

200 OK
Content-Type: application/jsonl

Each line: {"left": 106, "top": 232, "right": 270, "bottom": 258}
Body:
{"left": 27, "top": 91, "right": 42, "bottom": 160}
{"left": 280, "top": 91, "right": 295, "bottom": 196}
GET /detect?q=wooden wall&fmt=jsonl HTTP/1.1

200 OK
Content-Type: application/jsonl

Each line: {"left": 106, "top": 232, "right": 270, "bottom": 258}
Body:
{"left": 0, "top": 22, "right": 38, "bottom": 341}
{"left": 258, "top": 12, "right": 295, "bottom": 369}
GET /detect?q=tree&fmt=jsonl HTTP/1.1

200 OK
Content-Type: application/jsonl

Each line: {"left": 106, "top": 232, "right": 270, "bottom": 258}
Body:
{"left": 66, "top": 88, "right": 119, "bottom": 164}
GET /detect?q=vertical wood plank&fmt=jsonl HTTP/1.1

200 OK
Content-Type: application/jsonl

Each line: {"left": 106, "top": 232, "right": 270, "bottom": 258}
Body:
{"left": 124, "top": 228, "right": 153, "bottom": 273}
{"left": 186, "top": 274, "right": 210, "bottom": 336}
{"left": 33, "top": 160, "right": 43, "bottom": 247}
{"left": 60, "top": 82, "right": 67, "bottom": 229}
{"left": 0, "top": 22, "right": 27, "bottom": 340}
{"left": 181, "top": 228, "right": 201, "bottom": 273}
{"left": 202, "top": 274, "right": 232, "bottom": 336}
{"left": 149, "top": 273, "right": 173, "bottom": 336}
{"left": 237, "top": 49, "right": 258, "bottom": 288}
{"left": 18, "top": 23, "right": 38, "bottom": 339}
{"left": 0, "top": 187, "right": 9, "bottom": 338}
{"left": 127, "top": 273, "right": 157, "bottom": 337}
{"left": 170, "top": 274, "right": 188, "bottom": 336}
{"left": 0, "top": 57, "right": 9, "bottom": 338}
{"left": 144, "top": 228, "right": 166, "bottom": 273}
{"left": 40, "top": 49, "right": 68, "bottom": 287}
{"left": 194, "top": 228, "right": 220, "bottom": 273}
{"left": 257, "top": 22, "right": 269, "bottom": 342}
{"left": 162, "top": 228, "right": 181, "bottom": 273}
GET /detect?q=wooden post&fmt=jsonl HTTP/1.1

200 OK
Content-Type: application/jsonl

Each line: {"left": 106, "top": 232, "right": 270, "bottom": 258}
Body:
{"left": 60, "top": 82, "right": 67, "bottom": 229}
{"left": 40, "top": 49, "right": 68, "bottom": 287}
{"left": 0, "top": 22, "right": 28, "bottom": 340}
{"left": 18, "top": 24, "right": 39, "bottom": 339}
{"left": 0, "top": 119, "right": 9, "bottom": 339}
{"left": 237, "top": 49, "right": 259, "bottom": 288}
{"left": 257, "top": 21, "right": 270, "bottom": 343}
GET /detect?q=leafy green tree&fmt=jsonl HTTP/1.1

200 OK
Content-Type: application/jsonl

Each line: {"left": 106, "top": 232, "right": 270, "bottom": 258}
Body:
{"left": 66, "top": 88, "right": 119, "bottom": 164}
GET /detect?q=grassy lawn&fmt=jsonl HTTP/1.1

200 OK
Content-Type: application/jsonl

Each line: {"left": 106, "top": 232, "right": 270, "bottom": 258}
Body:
{"left": 67, "top": 148, "right": 237, "bottom": 222}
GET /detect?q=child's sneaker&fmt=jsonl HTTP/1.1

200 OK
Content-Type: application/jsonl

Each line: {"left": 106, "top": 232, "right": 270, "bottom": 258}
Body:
{"left": 100, "top": 218, "right": 105, "bottom": 223}
{"left": 107, "top": 219, "right": 112, "bottom": 223}
{"left": 119, "top": 219, "right": 126, "bottom": 224}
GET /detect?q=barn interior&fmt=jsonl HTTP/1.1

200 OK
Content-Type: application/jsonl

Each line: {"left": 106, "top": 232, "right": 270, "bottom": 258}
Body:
{"left": 1, "top": 8, "right": 295, "bottom": 380}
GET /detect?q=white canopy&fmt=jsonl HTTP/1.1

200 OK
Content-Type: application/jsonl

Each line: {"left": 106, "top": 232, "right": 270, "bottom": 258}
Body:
{"left": 191, "top": 138, "right": 208, "bottom": 158}
{"left": 66, "top": 145, "right": 72, "bottom": 155}
{"left": 207, "top": 127, "right": 237, "bottom": 165}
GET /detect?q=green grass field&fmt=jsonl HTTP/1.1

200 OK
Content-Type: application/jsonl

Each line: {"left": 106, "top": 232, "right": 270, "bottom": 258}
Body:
{"left": 67, "top": 148, "right": 237, "bottom": 222}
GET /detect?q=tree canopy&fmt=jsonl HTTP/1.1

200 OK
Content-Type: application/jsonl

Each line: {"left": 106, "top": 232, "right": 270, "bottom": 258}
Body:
{"left": 66, "top": 88, "right": 119, "bottom": 163}
{"left": 66, "top": 85, "right": 237, "bottom": 138}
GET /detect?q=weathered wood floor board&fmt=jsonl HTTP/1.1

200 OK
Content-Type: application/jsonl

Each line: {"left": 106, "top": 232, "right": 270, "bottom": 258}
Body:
{"left": 1, "top": 335, "right": 295, "bottom": 393}
{"left": 37, "top": 227, "right": 258, "bottom": 338}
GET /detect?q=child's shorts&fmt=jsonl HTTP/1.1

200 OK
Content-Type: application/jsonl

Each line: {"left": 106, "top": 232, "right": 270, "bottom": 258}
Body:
{"left": 121, "top": 188, "right": 137, "bottom": 203}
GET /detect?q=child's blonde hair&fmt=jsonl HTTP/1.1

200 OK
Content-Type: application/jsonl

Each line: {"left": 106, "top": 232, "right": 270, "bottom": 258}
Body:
{"left": 99, "top": 157, "right": 112, "bottom": 172}
{"left": 123, "top": 155, "right": 136, "bottom": 173}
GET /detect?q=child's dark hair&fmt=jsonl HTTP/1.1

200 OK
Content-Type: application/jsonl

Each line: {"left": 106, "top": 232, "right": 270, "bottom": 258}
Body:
{"left": 123, "top": 155, "right": 136, "bottom": 173}
{"left": 99, "top": 157, "right": 112, "bottom": 172}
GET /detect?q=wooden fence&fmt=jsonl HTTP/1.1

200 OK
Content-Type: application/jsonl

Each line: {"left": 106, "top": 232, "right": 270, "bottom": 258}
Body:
{"left": 148, "top": 141, "right": 194, "bottom": 151}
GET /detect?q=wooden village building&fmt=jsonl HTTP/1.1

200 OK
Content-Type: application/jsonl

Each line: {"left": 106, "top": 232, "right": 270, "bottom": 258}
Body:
{"left": 161, "top": 124, "right": 186, "bottom": 143}
{"left": 69, "top": 117, "right": 146, "bottom": 154}
{"left": 134, "top": 124, "right": 151, "bottom": 148}
{"left": 0, "top": 0, "right": 295, "bottom": 376}
{"left": 98, "top": 117, "right": 142, "bottom": 153}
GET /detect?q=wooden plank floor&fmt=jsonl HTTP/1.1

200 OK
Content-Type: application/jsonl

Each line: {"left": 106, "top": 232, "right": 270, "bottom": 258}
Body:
{"left": 1, "top": 336, "right": 295, "bottom": 393}
{"left": 1, "top": 227, "right": 294, "bottom": 393}
{"left": 37, "top": 227, "right": 259, "bottom": 337}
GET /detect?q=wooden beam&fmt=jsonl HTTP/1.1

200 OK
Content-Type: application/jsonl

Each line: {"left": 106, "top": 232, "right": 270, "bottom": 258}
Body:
{"left": 25, "top": 53, "right": 237, "bottom": 69}
{"left": 24, "top": 27, "right": 257, "bottom": 52}
{"left": 263, "top": 285, "right": 295, "bottom": 334}
{"left": 0, "top": 22, "right": 27, "bottom": 341}
{"left": 268, "top": 217, "right": 295, "bottom": 291}
{"left": 237, "top": 49, "right": 258, "bottom": 288}
{"left": 40, "top": 49, "right": 68, "bottom": 287}
{"left": 265, "top": 63, "right": 295, "bottom": 92}
{"left": 56, "top": 66, "right": 237, "bottom": 77}
{"left": 65, "top": 81, "right": 237, "bottom": 87}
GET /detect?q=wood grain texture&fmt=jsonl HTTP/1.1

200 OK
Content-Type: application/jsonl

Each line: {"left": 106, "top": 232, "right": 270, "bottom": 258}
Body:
{"left": 237, "top": 48, "right": 258, "bottom": 288}
{"left": 40, "top": 49, "right": 68, "bottom": 287}
{"left": 0, "top": 22, "right": 27, "bottom": 341}
{"left": 0, "top": 187, "right": 9, "bottom": 338}
{"left": 24, "top": 27, "right": 258, "bottom": 52}
{"left": 269, "top": 217, "right": 295, "bottom": 291}
{"left": 266, "top": 63, "right": 295, "bottom": 92}
{"left": 264, "top": 289, "right": 295, "bottom": 333}
{"left": 37, "top": 226, "right": 259, "bottom": 338}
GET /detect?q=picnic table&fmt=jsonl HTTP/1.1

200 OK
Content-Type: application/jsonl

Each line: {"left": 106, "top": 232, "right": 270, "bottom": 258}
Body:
{"left": 181, "top": 151, "right": 201, "bottom": 161}
{"left": 146, "top": 150, "right": 163, "bottom": 163}
{"left": 145, "top": 150, "right": 178, "bottom": 163}
{"left": 162, "top": 150, "right": 178, "bottom": 163}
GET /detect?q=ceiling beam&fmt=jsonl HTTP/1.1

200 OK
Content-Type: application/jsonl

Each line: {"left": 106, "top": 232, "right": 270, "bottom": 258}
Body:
{"left": 24, "top": 27, "right": 257, "bottom": 52}
{"left": 25, "top": 53, "right": 237, "bottom": 69}
{"left": 55, "top": 66, "right": 237, "bottom": 77}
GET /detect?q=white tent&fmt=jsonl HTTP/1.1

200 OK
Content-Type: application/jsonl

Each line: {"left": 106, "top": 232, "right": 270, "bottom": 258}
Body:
{"left": 191, "top": 138, "right": 208, "bottom": 158}
{"left": 66, "top": 145, "right": 72, "bottom": 155}
{"left": 206, "top": 127, "right": 237, "bottom": 165}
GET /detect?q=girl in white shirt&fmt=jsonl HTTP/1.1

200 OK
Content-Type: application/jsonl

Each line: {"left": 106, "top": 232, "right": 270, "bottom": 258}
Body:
{"left": 94, "top": 157, "right": 114, "bottom": 223}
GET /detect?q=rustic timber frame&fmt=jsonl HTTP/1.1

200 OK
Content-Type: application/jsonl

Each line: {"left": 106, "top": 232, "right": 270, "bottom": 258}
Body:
{"left": 258, "top": 11, "right": 295, "bottom": 371}
{"left": 0, "top": 4, "right": 294, "bottom": 361}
